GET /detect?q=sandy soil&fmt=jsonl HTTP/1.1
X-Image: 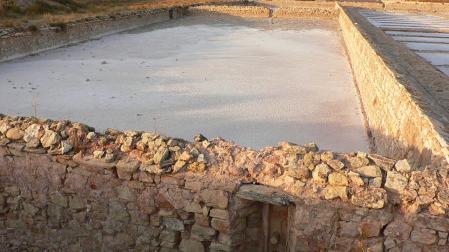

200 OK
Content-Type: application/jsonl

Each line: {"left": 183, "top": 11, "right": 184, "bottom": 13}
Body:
{"left": 0, "top": 16, "right": 369, "bottom": 151}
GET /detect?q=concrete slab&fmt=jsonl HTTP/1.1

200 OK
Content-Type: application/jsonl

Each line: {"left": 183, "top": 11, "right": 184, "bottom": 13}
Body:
{"left": 361, "top": 10, "right": 449, "bottom": 77}
{"left": 386, "top": 31, "right": 449, "bottom": 38}
{"left": 417, "top": 52, "right": 449, "bottom": 65}
{"left": 404, "top": 42, "right": 449, "bottom": 52}
{"left": 394, "top": 36, "right": 449, "bottom": 43}
{"left": 0, "top": 16, "right": 369, "bottom": 151}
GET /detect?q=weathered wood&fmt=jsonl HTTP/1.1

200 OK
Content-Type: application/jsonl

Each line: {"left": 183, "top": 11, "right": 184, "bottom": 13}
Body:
{"left": 236, "top": 184, "right": 293, "bottom": 206}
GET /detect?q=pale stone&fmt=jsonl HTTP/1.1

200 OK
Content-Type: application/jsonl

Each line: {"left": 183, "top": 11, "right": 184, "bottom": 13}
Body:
{"left": 154, "top": 148, "right": 170, "bottom": 164}
{"left": 209, "top": 209, "right": 229, "bottom": 220}
{"left": 328, "top": 172, "right": 348, "bottom": 186}
{"left": 321, "top": 151, "right": 334, "bottom": 161}
{"left": 285, "top": 166, "right": 309, "bottom": 180}
{"left": 6, "top": 128, "right": 24, "bottom": 140}
{"left": 173, "top": 160, "right": 187, "bottom": 173}
{"left": 60, "top": 140, "right": 73, "bottom": 154}
{"left": 347, "top": 156, "right": 369, "bottom": 168}
{"left": 384, "top": 171, "right": 408, "bottom": 193}
{"left": 356, "top": 165, "right": 382, "bottom": 178}
{"left": 312, "top": 163, "right": 331, "bottom": 183}
{"left": 395, "top": 159, "right": 411, "bottom": 173}
{"left": 40, "top": 130, "right": 61, "bottom": 148}
{"left": 323, "top": 185, "right": 347, "bottom": 200}
{"left": 351, "top": 188, "right": 386, "bottom": 209}
{"left": 93, "top": 150, "right": 105, "bottom": 159}
{"left": 24, "top": 124, "right": 41, "bottom": 142}
{"left": 86, "top": 131, "right": 96, "bottom": 140}
{"left": 327, "top": 159, "right": 345, "bottom": 170}
{"left": 179, "top": 151, "right": 192, "bottom": 161}
{"left": 348, "top": 171, "right": 364, "bottom": 186}
{"left": 368, "top": 153, "right": 395, "bottom": 171}
{"left": 0, "top": 122, "right": 10, "bottom": 134}
{"left": 371, "top": 177, "right": 382, "bottom": 188}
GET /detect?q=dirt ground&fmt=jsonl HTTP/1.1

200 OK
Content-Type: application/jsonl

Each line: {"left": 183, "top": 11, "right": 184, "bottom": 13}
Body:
{"left": 0, "top": 0, "right": 217, "bottom": 29}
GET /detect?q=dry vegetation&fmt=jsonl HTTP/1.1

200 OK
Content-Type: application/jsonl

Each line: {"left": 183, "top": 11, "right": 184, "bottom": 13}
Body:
{"left": 0, "top": 0, "right": 216, "bottom": 29}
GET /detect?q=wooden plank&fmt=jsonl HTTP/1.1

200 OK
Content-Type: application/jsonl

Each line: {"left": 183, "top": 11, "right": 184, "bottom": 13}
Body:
{"left": 236, "top": 184, "right": 293, "bottom": 206}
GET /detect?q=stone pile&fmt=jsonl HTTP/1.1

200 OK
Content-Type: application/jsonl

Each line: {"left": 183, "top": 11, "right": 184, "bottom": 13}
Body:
{"left": 1, "top": 115, "right": 448, "bottom": 215}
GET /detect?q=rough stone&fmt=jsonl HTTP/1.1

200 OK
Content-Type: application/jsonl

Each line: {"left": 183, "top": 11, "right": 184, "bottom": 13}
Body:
{"left": 323, "top": 185, "right": 347, "bottom": 200}
{"left": 395, "top": 159, "right": 411, "bottom": 173}
{"left": 117, "top": 158, "right": 140, "bottom": 180}
{"left": 312, "top": 163, "right": 331, "bottom": 183}
{"left": 24, "top": 124, "right": 42, "bottom": 142}
{"left": 356, "top": 165, "right": 382, "bottom": 178}
{"left": 384, "top": 171, "right": 408, "bottom": 193}
{"left": 351, "top": 188, "right": 386, "bottom": 209}
{"left": 163, "top": 217, "right": 185, "bottom": 231}
{"left": 327, "top": 159, "right": 345, "bottom": 170}
{"left": 179, "top": 239, "right": 204, "bottom": 252}
{"left": 200, "top": 190, "right": 228, "bottom": 209}
{"left": 191, "top": 224, "right": 217, "bottom": 241}
{"left": 6, "top": 128, "right": 24, "bottom": 140}
{"left": 210, "top": 208, "right": 229, "bottom": 220}
{"left": 410, "top": 229, "right": 437, "bottom": 245}
{"left": 40, "top": 130, "right": 61, "bottom": 148}
{"left": 359, "top": 220, "right": 381, "bottom": 238}
{"left": 328, "top": 172, "right": 348, "bottom": 186}
{"left": 384, "top": 220, "right": 412, "bottom": 241}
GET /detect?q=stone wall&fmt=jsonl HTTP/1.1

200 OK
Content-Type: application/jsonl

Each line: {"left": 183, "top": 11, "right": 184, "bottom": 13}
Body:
{"left": 0, "top": 8, "right": 186, "bottom": 62}
{"left": 338, "top": 6, "right": 449, "bottom": 168}
{"left": 1, "top": 115, "right": 449, "bottom": 251}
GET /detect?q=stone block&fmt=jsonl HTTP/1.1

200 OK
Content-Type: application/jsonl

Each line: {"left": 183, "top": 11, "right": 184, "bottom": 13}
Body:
{"left": 209, "top": 208, "right": 229, "bottom": 220}
{"left": 359, "top": 220, "right": 381, "bottom": 238}
{"left": 179, "top": 239, "right": 205, "bottom": 252}
{"left": 160, "top": 230, "right": 180, "bottom": 243}
{"left": 384, "top": 171, "right": 408, "bottom": 194}
{"left": 200, "top": 190, "right": 229, "bottom": 209}
{"left": 191, "top": 224, "right": 217, "bottom": 241}
{"left": 339, "top": 221, "right": 359, "bottom": 238}
{"left": 163, "top": 217, "right": 185, "bottom": 231}
{"left": 116, "top": 158, "right": 140, "bottom": 180}
{"left": 410, "top": 228, "right": 437, "bottom": 245}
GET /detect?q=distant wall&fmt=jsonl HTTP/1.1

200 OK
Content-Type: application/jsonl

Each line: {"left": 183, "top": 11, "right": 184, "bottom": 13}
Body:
{"left": 0, "top": 8, "right": 186, "bottom": 62}
{"left": 339, "top": 6, "right": 449, "bottom": 168}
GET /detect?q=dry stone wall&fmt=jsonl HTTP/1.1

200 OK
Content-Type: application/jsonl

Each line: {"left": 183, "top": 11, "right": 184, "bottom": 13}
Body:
{"left": 338, "top": 6, "right": 449, "bottom": 169}
{"left": 1, "top": 115, "right": 449, "bottom": 251}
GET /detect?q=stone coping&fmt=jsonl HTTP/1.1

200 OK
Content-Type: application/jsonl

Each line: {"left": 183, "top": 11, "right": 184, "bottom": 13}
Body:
{"left": 1, "top": 115, "right": 449, "bottom": 217}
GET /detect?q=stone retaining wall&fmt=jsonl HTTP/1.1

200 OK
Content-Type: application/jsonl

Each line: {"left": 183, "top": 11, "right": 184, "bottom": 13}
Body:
{"left": 338, "top": 6, "right": 449, "bottom": 168}
{"left": 1, "top": 115, "right": 449, "bottom": 251}
{"left": 0, "top": 8, "right": 186, "bottom": 62}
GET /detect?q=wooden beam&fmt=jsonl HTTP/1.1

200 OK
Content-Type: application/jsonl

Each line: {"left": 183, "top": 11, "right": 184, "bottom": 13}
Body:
{"left": 236, "top": 184, "right": 293, "bottom": 206}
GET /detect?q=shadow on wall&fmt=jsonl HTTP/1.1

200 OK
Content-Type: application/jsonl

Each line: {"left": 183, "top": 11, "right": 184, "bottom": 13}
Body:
{"left": 369, "top": 126, "right": 447, "bottom": 170}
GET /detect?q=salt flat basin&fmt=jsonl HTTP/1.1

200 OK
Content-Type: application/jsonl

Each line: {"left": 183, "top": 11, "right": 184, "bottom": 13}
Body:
{"left": 0, "top": 16, "right": 369, "bottom": 151}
